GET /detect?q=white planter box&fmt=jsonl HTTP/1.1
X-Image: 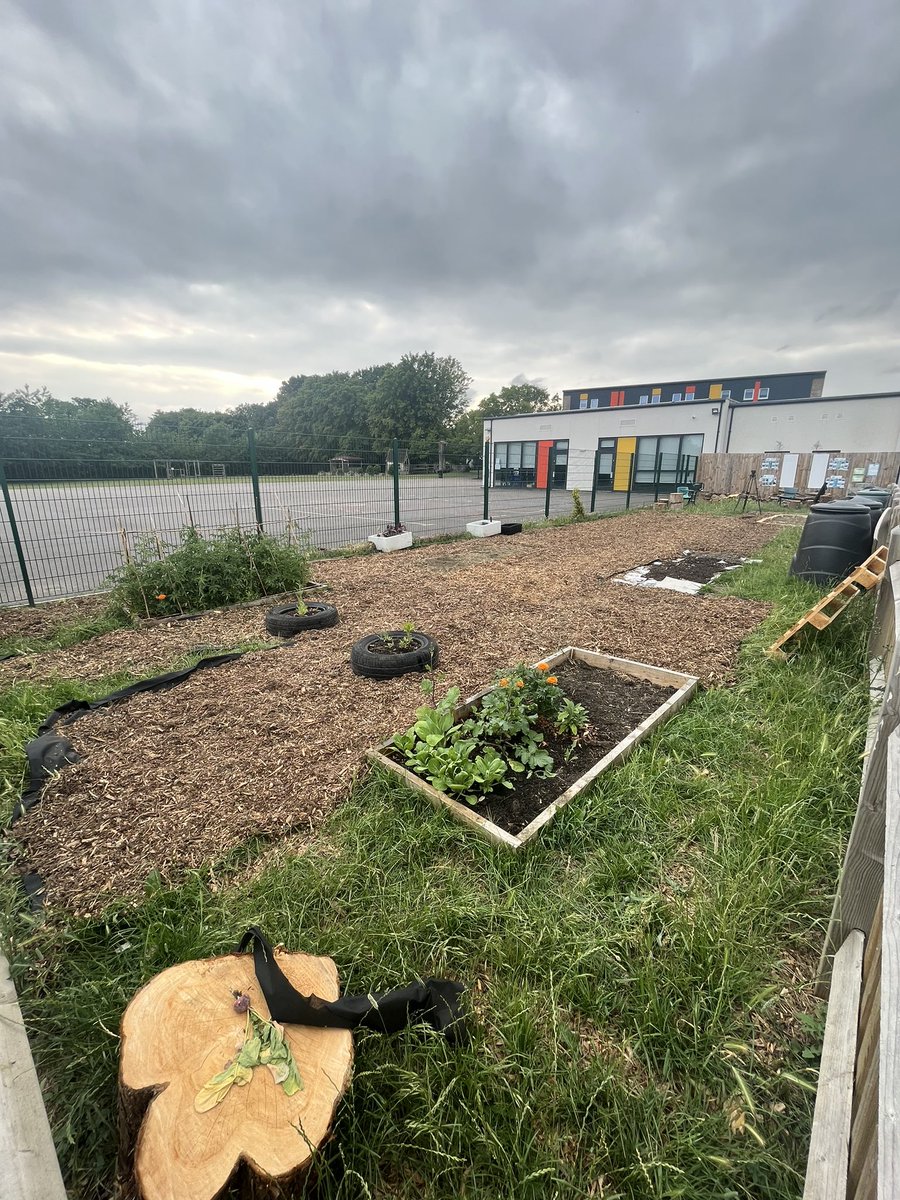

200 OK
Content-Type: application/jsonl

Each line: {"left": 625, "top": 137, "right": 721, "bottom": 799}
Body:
{"left": 466, "top": 519, "right": 501, "bottom": 538}
{"left": 369, "top": 647, "right": 698, "bottom": 849}
{"left": 367, "top": 531, "right": 413, "bottom": 552}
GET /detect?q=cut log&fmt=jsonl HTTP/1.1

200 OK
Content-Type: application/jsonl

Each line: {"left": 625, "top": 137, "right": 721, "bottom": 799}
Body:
{"left": 118, "top": 949, "right": 353, "bottom": 1200}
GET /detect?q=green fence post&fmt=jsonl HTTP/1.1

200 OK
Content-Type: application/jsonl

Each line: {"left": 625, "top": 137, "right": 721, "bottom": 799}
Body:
{"left": 544, "top": 445, "right": 555, "bottom": 519}
{"left": 483, "top": 441, "right": 490, "bottom": 520}
{"left": 0, "top": 460, "right": 35, "bottom": 606}
{"left": 626, "top": 452, "right": 636, "bottom": 510}
{"left": 654, "top": 452, "right": 662, "bottom": 502}
{"left": 392, "top": 438, "right": 402, "bottom": 528}
{"left": 247, "top": 429, "right": 264, "bottom": 532}
{"left": 590, "top": 448, "right": 600, "bottom": 513}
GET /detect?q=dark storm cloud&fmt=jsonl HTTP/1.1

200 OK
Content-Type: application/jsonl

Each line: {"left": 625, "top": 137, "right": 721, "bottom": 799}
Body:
{"left": 0, "top": 0, "right": 898, "bottom": 414}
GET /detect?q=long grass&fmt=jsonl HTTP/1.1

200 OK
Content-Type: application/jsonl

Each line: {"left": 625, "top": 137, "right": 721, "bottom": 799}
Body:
{"left": 0, "top": 526, "right": 870, "bottom": 1199}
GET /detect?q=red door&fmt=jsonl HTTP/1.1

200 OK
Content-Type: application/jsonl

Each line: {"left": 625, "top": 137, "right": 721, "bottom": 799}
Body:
{"left": 536, "top": 441, "right": 554, "bottom": 488}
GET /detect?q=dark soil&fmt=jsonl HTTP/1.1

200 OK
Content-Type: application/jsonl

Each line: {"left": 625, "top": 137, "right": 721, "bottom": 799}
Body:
{"left": 477, "top": 661, "right": 675, "bottom": 834}
{"left": 644, "top": 553, "right": 742, "bottom": 583}
{"left": 367, "top": 633, "right": 427, "bottom": 655}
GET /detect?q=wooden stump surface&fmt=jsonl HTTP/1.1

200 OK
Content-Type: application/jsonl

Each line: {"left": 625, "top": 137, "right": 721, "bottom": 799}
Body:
{"left": 119, "top": 950, "right": 353, "bottom": 1200}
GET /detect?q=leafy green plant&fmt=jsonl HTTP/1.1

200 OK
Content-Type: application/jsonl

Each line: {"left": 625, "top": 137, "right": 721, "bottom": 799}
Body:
{"left": 106, "top": 527, "right": 311, "bottom": 619}
{"left": 393, "top": 662, "right": 587, "bottom": 803}
{"left": 571, "top": 488, "right": 587, "bottom": 520}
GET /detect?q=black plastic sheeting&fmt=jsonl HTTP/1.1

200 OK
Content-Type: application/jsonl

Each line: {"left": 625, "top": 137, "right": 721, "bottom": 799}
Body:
{"left": 239, "top": 927, "right": 468, "bottom": 1047}
{"left": 12, "top": 650, "right": 259, "bottom": 822}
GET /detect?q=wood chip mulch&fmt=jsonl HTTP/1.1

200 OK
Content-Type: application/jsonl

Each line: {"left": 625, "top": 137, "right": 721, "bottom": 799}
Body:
{"left": 12, "top": 512, "right": 778, "bottom": 915}
{"left": 0, "top": 608, "right": 278, "bottom": 689}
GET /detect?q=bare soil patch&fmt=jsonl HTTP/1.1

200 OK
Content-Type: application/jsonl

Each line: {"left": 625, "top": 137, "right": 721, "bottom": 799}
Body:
{"left": 644, "top": 553, "right": 743, "bottom": 584}
{"left": 12, "top": 512, "right": 777, "bottom": 914}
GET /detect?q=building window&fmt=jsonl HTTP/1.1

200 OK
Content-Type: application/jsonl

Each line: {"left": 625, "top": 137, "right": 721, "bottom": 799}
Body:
{"left": 579, "top": 399, "right": 588, "bottom": 409}
{"left": 721, "top": 390, "right": 731, "bottom": 400}
{"left": 590, "top": 397, "right": 599, "bottom": 409}
{"left": 758, "top": 387, "right": 770, "bottom": 399}
{"left": 743, "top": 388, "right": 754, "bottom": 400}
{"left": 639, "top": 395, "right": 649, "bottom": 405}
{"left": 493, "top": 442, "right": 538, "bottom": 487}
{"left": 650, "top": 393, "right": 661, "bottom": 404}
{"left": 632, "top": 433, "right": 704, "bottom": 490}
{"left": 672, "top": 392, "right": 682, "bottom": 403}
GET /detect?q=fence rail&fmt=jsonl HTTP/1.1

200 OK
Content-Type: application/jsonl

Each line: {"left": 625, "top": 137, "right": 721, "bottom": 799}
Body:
{"left": 805, "top": 492, "right": 900, "bottom": 1198}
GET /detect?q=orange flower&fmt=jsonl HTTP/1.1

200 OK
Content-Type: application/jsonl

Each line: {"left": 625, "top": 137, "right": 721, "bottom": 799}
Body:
{"left": 499, "top": 678, "right": 509, "bottom": 688}
{"left": 537, "top": 662, "right": 550, "bottom": 671}
{"left": 515, "top": 679, "right": 524, "bottom": 688}
{"left": 547, "top": 676, "right": 558, "bottom": 685}
{"left": 156, "top": 593, "right": 167, "bottom": 601}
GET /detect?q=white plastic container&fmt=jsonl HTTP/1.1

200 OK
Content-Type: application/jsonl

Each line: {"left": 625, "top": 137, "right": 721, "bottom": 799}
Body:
{"left": 466, "top": 519, "right": 502, "bottom": 538}
{"left": 367, "top": 531, "right": 413, "bottom": 553}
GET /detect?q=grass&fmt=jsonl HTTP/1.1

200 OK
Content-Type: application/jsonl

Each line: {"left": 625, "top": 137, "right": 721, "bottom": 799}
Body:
{"left": 0, "top": 610, "right": 129, "bottom": 658}
{"left": 0, "top": 525, "right": 870, "bottom": 1199}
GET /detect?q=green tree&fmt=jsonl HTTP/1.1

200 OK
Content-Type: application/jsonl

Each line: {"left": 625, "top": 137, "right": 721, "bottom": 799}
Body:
{"left": 447, "top": 382, "right": 558, "bottom": 459}
{"left": 369, "top": 352, "right": 470, "bottom": 459}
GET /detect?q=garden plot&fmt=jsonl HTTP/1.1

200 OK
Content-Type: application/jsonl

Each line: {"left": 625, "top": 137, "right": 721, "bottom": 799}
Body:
{"left": 614, "top": 550, "right": 756, "bottom": 594}
{"left": 9, "top": 512, "right": 778, "bottom": 914}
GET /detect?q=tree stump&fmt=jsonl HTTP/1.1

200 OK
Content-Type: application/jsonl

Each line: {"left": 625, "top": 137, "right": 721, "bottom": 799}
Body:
{"left": 118, "top": 949, "right": 354, "bottom": 1200}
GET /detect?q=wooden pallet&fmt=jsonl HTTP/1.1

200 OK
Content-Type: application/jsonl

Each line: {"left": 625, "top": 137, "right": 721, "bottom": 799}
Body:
{"left": 767, "top": 547, "right": 888, "bottom": 659}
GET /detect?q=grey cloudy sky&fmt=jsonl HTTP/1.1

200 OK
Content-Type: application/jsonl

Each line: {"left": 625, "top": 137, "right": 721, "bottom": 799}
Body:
{"left": 1, "top": 0, "right": 898, "bottom": 419}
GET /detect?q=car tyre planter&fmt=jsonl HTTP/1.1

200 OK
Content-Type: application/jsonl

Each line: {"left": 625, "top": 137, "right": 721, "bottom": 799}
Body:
{"left": 265, "top": 603, "right": 339, "bottom": 638}
{"left": 466, "top": 519, "right": 501, "bottom": 538}
{"left": 350, "top": 631, "right": 438, "bottom": 679}
{"left": 368, "top": 531, "right": 413, "bottom": 552}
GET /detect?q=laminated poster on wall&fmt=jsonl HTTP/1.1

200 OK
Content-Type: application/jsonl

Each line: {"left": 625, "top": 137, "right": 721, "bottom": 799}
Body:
{"left": 760, "top": 457, "right": 780, "bottom": 471}
{"left": 826, "top": 475, "right": 846, "bottom": 489}
{"left": 760, "top": 474, "right": 778, "bottom": 487}
{"left": 829, "top": 457, "right": 850, "bottom": 472}
{"left": 867, "top": 463, "right": 881, "bottom": 477}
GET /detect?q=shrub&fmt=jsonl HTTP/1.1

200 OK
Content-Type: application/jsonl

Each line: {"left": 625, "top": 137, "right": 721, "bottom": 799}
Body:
{"left": 571, "top": 488, "right": 587, "bottom": 521}
{"left": 107, "top": 527, "right": 310, "bottom": 619}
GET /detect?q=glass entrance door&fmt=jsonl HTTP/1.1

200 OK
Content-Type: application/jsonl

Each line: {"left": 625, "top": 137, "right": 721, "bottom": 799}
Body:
{"left": 595, "top": 438, "right": 615, "bottom": 490}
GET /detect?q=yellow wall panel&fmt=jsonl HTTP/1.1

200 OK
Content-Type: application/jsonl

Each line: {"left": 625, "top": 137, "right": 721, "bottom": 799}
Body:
{"left": 613, "top": 437, "right": 637, "bottom": 491}
{"left": 709, "top": 384, "right": 722, "bottom": 400}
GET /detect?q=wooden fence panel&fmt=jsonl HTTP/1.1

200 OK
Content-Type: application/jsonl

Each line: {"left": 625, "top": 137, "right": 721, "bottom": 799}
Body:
{"left": 698, "top": 452, "right": 900, "bottom": 498}
{"left": 879, "top": 730, "right": 900, "bottom": 1197}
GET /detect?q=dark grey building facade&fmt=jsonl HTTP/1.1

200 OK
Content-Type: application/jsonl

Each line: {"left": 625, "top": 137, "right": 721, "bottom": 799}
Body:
{"left": 562, "top": 369, "right": 826, "bottom": 411}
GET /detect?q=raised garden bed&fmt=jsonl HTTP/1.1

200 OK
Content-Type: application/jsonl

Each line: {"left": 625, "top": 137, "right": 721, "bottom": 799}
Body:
{"left": 368, "top": 647, "right": 698, "bottom": 849}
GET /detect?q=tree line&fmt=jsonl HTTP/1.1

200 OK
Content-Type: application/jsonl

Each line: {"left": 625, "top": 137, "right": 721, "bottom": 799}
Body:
{"left": 0, "top": 353, "right": 559, "bottom": 471}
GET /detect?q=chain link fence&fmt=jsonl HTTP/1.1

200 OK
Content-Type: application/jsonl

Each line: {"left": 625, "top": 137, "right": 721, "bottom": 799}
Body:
{"left": 0, "top": 434, "right": 679, "bottom": 605}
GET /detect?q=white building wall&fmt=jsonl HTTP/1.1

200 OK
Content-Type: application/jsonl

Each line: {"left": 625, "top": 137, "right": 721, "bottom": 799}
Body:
{"left": 484, "top": 402, "right": 722, "bottom": 488}
{"left": 726, "top": 394, "right": 900, "bottom": 454}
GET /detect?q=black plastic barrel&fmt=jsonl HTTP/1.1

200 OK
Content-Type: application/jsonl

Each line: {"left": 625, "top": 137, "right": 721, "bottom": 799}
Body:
{"left": 852, "top": 487, "right": 893, "bottom": 508}
{"left": 790, "top": 501, "right": 873, "bottom": 586}
{"left": 851, "top": 495, "right": 885, "bottom": 537}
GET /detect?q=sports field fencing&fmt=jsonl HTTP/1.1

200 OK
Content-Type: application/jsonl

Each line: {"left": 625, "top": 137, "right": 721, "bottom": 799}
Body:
{"left": 0, "top": 432, "right": 686, "bottom": 606}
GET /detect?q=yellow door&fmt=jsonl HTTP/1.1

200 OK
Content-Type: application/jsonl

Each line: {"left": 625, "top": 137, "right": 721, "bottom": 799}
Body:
{"left": 613, "top": 437, "right": 637, "bottom": 491}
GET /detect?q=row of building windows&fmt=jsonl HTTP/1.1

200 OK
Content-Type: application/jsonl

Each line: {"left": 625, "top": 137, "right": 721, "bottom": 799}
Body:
{"left": 577, "top": 387, "right": 769, "bottom": 409}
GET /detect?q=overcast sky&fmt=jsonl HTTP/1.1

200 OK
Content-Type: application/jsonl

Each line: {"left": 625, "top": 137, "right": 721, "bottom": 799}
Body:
{"left": 1, "top": 0, "right": 898, "bottom": 420}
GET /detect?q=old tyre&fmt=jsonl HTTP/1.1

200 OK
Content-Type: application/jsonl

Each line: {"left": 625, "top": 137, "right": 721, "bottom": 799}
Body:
{"left": 350, "top": 631, "right": 439, "bottom": 679}
{"left": 265, "top": 603, "right": 339, "bottom": 638}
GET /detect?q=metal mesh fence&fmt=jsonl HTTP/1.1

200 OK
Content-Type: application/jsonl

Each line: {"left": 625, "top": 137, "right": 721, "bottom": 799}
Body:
{"left": 0, "top": 434, "right": 676, "bottom": 605}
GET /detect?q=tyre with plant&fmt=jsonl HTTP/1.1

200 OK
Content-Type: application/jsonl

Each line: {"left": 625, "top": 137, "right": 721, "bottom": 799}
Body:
{"left": 350, "top": 624, "right": 438, "bottom": 679}
{"left": 265, "top": 599, "right": 339, "bottom": 637}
